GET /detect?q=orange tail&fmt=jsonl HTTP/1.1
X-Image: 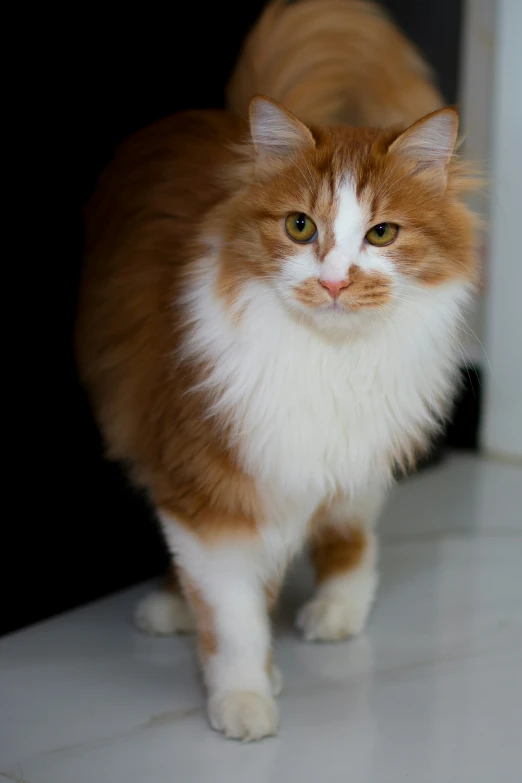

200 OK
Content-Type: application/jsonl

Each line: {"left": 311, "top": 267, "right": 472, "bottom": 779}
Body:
{"left": 227, "top": 0, "right": 443, "bottom": 127}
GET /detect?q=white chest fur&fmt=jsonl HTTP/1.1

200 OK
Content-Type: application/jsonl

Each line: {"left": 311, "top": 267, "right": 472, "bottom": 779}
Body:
{"left": 182, "top": 263, "right": 470, "bottom": 508}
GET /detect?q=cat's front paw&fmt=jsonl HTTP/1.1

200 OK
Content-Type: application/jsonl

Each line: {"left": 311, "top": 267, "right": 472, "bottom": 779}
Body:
{"left": 207, "top": 691, "right": 278, "bottom": 741}
{"left": 296, "top": 595, "right": 370, "bottom": 642}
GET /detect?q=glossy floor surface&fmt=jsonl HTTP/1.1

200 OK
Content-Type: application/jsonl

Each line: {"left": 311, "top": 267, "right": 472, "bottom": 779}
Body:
{"left": 2, "top": 455, "right": 521, "bottom": 783}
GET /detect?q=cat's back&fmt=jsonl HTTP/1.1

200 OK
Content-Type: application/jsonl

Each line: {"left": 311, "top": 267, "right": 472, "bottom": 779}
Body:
{"left": 83, "top": 109, "right": 243, "bottom": 262}
{"left": 76, "top": 109, "right": 243, "bottom": 465}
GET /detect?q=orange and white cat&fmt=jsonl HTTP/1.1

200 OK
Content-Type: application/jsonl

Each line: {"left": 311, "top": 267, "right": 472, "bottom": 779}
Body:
{"left": 76, "top": 0, "right": 479, "bottom": 741}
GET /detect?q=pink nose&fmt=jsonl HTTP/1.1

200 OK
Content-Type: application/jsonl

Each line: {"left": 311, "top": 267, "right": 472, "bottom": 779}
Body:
{"left": 319, "top": 277, "right": 350, "bottom": 299}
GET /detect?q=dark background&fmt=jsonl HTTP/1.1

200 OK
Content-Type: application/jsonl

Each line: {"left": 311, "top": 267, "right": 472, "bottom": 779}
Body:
{"left": 5, "top": 0, "right": 473, "bottom": 637}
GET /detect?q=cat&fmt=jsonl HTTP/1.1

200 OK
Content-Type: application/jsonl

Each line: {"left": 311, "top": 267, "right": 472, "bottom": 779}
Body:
{"left": 76, "top": 0, "right": 480, "bottom": 741}
{"left": 228, "top": 0, "right": 445, "bottom": 127}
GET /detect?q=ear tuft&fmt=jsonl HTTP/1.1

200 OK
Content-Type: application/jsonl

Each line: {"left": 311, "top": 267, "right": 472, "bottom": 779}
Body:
{"left": 388, "top": 107, "right": 459, "bottom": 170}
{"left": 249, "top": 96, "right": 315, "bottom": 163}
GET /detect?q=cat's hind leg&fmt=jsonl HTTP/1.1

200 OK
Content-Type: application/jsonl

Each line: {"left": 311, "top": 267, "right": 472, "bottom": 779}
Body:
{"left": 135, "top": 566, "right": 195, "bottom": 636}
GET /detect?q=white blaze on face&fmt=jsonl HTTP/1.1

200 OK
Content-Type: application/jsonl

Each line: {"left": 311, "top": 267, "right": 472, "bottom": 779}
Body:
{"left": 321, "top": 179, "right": 368, "bottom": 286}
{"left": 322, "top": 178, "right": 397, "bottom": 286}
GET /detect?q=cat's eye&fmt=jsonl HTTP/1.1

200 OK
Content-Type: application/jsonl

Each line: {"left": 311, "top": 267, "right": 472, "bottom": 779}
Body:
{"left": 285, "top": 212, "right": 317, "bottom": 243}
{"left": 365, "top": 222, "right": 399, "bottom": 247}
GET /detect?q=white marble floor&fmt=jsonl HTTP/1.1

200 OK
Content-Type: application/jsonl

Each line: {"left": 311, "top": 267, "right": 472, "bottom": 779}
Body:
{"left": 2, "top": 455, "right": 521, "bottom": 783}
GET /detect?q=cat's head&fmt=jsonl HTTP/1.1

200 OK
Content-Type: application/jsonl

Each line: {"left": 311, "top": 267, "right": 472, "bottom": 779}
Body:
{"left": 221, "top": 97, "right": 479, "bottom": 334}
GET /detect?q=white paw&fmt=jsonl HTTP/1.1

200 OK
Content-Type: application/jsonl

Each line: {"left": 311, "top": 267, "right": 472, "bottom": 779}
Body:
{"left": 207, "top": 691, "right": 279, "bottom": 742}
{"left": 270, "top": 665, "right": 284, "bottom": 696}
{"left": 134, "top": 589, "right": 195, "bottom": 635}
{"left": 296, "top": 595, "right": 371, "bottom": 642}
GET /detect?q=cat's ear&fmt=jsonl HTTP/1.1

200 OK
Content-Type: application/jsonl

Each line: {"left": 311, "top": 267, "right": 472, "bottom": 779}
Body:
{"left": 388, "top": 107, "right": 459, "bottom": 183}
{"left": 249, "top": 96, "right": 315, "bottom": 165}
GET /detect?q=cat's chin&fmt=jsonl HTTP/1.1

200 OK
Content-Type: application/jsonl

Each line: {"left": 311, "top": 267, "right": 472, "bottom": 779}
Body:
{"left": 292, "top": 301, "right": 381, "bottom": 339}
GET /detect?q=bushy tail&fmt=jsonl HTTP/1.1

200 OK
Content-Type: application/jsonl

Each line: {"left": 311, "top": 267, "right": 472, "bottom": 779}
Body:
{"left": 227, "top": 0, "right": 443, "bottom": 127}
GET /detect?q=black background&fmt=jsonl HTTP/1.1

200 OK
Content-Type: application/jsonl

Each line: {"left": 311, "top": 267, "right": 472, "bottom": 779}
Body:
{"left": 5, "top": 0, "right": 465, "bottom": 636}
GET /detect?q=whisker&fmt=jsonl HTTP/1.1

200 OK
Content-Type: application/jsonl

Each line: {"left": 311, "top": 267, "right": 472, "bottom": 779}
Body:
{"left": 391, "top": 284, "right": 488, "bottom": 370}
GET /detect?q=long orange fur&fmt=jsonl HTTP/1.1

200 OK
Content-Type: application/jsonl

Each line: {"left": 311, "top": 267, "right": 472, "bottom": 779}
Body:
{"left": 76, "top": 0, "right": 480, "bottom": 741}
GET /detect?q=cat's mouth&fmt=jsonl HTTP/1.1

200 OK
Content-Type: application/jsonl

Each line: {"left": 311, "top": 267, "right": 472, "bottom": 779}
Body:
{"left": 292, "top": 271, "right": 393, "bottom": 315}
{"left": 317, "top": 300, "right": 348, "bottom": 315}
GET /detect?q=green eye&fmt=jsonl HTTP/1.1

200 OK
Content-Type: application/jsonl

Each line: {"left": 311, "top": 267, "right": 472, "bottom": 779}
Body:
{"left": 285, "top": 212, "right": 317, "bottom": 243}
{"left": 365, "top": 222, "right": 399, "bottom": 247}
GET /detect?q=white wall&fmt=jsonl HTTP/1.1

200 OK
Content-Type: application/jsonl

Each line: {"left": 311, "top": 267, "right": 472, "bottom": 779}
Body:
{"left": 458, "top": 0, "right": 495, "bottom": 364}
{"left": 481, "top": 0, "right": 522, "bottom": 459}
